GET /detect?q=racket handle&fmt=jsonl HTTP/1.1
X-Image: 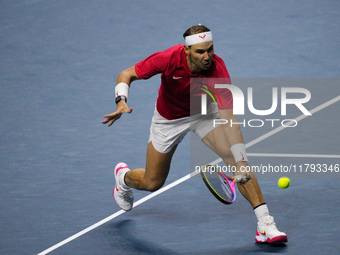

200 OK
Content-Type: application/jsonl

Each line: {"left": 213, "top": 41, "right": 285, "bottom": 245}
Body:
{"left": 233, "top": 175, "right": 251, "bottom": 183}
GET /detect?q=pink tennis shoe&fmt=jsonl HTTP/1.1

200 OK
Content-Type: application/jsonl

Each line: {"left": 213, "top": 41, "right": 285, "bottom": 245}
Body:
{"left": 255, "top": 216, "right": 288, "bottom": 243}
{"left": 113, "top": 162, "right": 134, "bottom": 211}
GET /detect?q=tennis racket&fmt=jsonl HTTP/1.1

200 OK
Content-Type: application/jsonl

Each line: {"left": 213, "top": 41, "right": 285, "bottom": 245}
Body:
{"left": 200, "top": 164, "right": 250, "bottom": 204}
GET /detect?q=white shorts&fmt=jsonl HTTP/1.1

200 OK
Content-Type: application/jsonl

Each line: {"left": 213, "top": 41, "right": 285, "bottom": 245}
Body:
{"left": 149, "top": 103, "right": 220, "bottom": 153}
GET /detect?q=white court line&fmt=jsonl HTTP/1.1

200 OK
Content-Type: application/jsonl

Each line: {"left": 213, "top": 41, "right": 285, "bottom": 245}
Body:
{"left": 37, "top": 94, "right": 340, "bottom": 255}
{"left": 245, "top": 95, "right": 340, "bottom": 148}
{"left": 247, "top": 153, "right": 340, "bottom": 158}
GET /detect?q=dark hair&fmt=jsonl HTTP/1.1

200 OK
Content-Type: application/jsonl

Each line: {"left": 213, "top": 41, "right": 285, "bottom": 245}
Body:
{"left": 183, "top": 24, "right": 210, "bottom": 39}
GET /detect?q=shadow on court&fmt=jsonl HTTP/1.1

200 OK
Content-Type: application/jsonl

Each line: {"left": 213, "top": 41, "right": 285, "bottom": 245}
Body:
{"left": 182, "top": 244, "right": 288, "bottom": 255}
{"left": 108, "top": 220, "right": 177, "bottom": 255}
{"left": 107, "top": 219, "right": 289, "bottom": 255}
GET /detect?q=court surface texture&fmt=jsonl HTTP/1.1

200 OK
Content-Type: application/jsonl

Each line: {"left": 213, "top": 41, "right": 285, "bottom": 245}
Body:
{"left": 1, "top": 1, "right": 339, "bottom": 254}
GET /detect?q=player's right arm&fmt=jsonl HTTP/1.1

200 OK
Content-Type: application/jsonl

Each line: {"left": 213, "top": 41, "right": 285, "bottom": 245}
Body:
{"left": 102, "top": 46, "right": 177, "bottom": 126}
{"left": 116, "top": 65, "right": 140, "bottom": 85}
{"left": 102, "top": 66, "right": 141, "bottom": 127}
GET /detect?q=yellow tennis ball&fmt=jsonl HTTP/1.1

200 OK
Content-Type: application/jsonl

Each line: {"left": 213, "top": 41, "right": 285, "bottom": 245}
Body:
{"left": 278, "top": 177, "right": 290, "bottom": 189}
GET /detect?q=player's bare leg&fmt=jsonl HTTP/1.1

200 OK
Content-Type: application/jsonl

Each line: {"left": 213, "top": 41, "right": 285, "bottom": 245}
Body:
{"left": 202, "top": 125, "right": 265, "bottom": 208}
{"left": 125, "top": 142, "right": 178, "bottom": 192}
{"left": 114, "top": 142, "right": 177, "bottom": 211}
{"left": 202, "top": 125, "right": 287, "bottom": 243}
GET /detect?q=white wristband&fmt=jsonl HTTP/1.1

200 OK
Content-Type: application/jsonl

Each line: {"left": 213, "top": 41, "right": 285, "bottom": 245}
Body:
{"left": 230, "top": 143, "right": 248, "bottom": 162}
{"left": 115, "top": 82, "right": 129, "bottom": 98}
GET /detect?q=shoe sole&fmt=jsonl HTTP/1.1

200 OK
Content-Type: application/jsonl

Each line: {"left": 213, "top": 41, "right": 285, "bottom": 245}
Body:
{"left": 256, "top": 234, "right": 288, "bottom": 243}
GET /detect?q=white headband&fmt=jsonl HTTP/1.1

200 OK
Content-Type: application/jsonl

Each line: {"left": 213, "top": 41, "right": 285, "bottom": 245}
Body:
{"left": 185, "top": 31, "right": 213, "bottom": 46}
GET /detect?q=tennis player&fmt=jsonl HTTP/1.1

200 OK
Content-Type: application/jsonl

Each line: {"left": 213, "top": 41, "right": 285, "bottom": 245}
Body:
{"left": 102, "top": 25, "right": 287, "bottom": 244}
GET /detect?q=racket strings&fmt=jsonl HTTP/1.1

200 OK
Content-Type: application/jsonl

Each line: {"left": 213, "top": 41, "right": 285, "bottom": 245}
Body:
{"left": 203, "top": 169, "right": 235, "bottom": 203}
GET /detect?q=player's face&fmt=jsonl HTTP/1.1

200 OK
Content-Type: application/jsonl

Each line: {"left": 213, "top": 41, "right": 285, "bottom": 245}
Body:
{"left": 185, "top": 41, "right": 214, "bottom": 73}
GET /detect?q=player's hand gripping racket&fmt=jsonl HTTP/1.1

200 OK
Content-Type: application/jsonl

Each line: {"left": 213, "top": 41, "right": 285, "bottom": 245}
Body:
{"left": 200, "top": 164, "right": 251, "bottom": 204}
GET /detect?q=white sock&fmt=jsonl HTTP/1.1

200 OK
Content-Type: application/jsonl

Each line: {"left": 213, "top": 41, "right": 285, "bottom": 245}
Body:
{"left": 254, "top": 204, "right": 269, "bottom": 222}
{"left": 117, "top": 168, "right": 131, "bottom": 191}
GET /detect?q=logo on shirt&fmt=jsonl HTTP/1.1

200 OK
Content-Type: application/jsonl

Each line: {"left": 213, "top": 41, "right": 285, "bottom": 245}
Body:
{"left": 173, "top": 76, "right": 183, "bottom": 80}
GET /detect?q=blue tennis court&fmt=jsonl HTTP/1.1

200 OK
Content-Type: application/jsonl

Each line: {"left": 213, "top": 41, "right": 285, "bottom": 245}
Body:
{"left": 1, "top": 1, "right": 339, "bottom": 254}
